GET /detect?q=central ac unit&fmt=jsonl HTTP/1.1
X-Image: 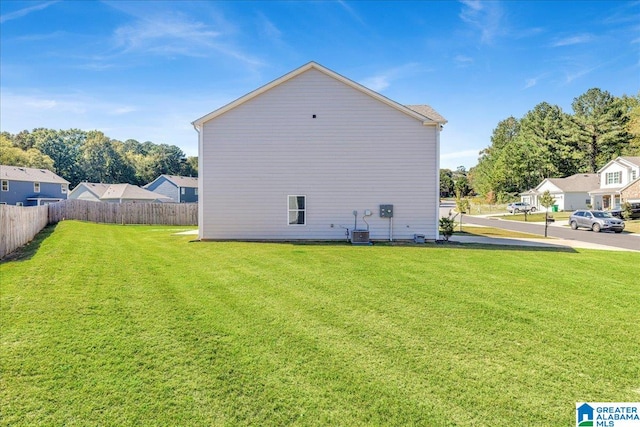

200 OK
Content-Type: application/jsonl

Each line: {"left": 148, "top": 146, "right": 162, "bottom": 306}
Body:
{"left": 351, "top": 230, "right": 370, "bottom": 245}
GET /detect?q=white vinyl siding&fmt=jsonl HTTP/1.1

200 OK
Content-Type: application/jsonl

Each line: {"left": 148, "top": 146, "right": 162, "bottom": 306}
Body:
{"left": 200, "top": 68, "right": 439, "bottom": 240}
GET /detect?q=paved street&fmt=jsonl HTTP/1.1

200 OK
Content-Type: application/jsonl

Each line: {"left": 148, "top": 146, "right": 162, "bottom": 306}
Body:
{"left": 439, "top": 203, "right": 640, "bottom": 252}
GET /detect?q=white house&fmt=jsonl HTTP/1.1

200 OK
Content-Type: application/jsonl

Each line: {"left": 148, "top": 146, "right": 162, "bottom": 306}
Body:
{"left": 589, "top": 156, "right": 640, "bottom": 210}
{"left": 69, "top": 182, "right": 172, "bottom": 203}
{"left": 192, "top": 62, "right": 446, "bottom": 241}
{"left": 521, "top": 173, "right": 599, "bottom": 212}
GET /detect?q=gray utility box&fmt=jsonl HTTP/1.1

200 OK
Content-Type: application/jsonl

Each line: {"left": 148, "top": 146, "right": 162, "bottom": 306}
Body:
{"left": 413, "top": 234, "right": 426, "bottom": 244}
{"left": 351, "top": 230, "right": 370, "bottom": 245}
{"left": 380, "top": 204, "right": 394, "bottom": 218}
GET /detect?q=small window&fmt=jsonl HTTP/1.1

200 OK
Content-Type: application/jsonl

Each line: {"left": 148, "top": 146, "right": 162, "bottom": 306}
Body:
{"left": 1, "top": 180, "right": 8, "bottom": 191}
{"left": 61, "top": 184, "right": 68, "bottom": 194}
{"left": 633, "top": 170, "right": 637, "bottom": 181}
{"left": 16, "top": 202, "right": 23, "bottom": 206}
{"left": 181, "top": 188, "right": 185, "bottom": 195}
{"left": 34, "top": 182, "right": 40, "bottom": 193}
{"left": 194, "top": 188, "right": 198, "bottom": 196}
{"left": 288, "top": 195, "right": 306, "bottom": 225}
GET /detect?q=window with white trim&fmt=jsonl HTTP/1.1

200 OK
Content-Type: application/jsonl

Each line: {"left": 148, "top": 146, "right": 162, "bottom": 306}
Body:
{"left": 633, "top": 170, "right": 637, "bottom": 181}
{"left": 288, "top": 195, "right": 306, "bottom": 225}
{"left": 34, "top": 182, "right": 40, "bottom": 193}
{"left": 61, "top": 184, "right": 68, "bottom": 194}
{"left": 16, "top": 202, "right": 23, "bottom": 206}
{"left": 605, "top": 171, "right": 622, "bottom": 185}
{"left": 181, "top": 188, "right": 185, "bottom": 195}
{"left": 1, "top": 180, "right": 8, "bottom": 191}
{"left": 194, "top": 188, "right": 198, "bottom": 196}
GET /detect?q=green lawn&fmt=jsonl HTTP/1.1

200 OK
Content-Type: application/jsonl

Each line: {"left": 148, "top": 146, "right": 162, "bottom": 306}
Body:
{"left": 2, "top": 221, "right": 639, "bottom": 426}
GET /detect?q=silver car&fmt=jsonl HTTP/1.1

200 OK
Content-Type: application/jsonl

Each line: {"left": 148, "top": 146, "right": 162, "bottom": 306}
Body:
{"left": 569, "top": 210, "right": 625, "bottom": 233}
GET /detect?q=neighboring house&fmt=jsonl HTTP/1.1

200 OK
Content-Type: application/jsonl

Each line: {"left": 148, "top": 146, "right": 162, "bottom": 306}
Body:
{"left": 192, "top": 61, "right": 446, "bottom": 241}
{"left": 620, "top": 177, "right": 640, "bottom": 204}
{"left": 67, "top": 182, "right": 111, "bottom": 202}
{"left": 144, "top": 175, "right": 198, "bottom": 203}
{"left": 521, "top": 173, "right": 599, "bottom": 212}
{"left": 0, "top": 165, "right": 69, "bottom": 206}
{"left": 68, "top": 182, "right": 172, "bottom": 203}
{"left": 589, "top": 156, "right": 640, "bottom": 209}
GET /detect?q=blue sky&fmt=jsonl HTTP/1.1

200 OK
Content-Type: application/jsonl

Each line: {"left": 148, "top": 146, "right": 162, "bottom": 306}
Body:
{"left": 1, "top": 1, "right": 638, "bottom": 170}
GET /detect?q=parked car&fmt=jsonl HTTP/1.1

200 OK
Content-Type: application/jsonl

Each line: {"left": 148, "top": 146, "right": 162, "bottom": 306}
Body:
{"left": 569, "top": 210, "right": 625, "bottom": 233}
{"left": 610, "top": 203, "right": 640, "bottom": 220}
{"left": 507, "top": 202, "right": 536, "bottom": 213}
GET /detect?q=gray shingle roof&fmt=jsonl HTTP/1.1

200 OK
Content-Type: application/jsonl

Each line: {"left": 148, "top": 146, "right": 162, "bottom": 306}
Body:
{"left": 156, "top": 175, "right": 198, "bottom": 188}
{"left": 620, "top": 156, "right": 640, "bottom": 167}
{"left": 100, "top": 184, "right": 172, "bottom": 202}
{"left": 73, "top": 182, "right": 111, "bottom": 198}
{"left": 0, "top": 165, "right": 69, "bottom": 184}
{"left": 544, "top": 173, "right": 600, "bottom": 192}
{"left": 405, "top": 105, "right": 447, "bottom": 124}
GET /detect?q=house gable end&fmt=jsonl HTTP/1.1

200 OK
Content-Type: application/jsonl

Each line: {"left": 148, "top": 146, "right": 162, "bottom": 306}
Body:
{"left": 192, "top": 62, "right": 446, "bottom": 128}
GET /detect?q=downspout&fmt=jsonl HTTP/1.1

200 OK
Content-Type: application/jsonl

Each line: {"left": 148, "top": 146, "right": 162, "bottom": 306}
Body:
{"left": 192, "top": 122, "right": 204, "bottom": 240}
{"left": 425, "top": 121, "right": 442, "bottom": 241}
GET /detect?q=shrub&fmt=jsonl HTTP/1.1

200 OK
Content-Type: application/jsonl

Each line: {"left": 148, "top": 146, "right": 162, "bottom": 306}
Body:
{"left": 439, "top": 215, "right": 455, "bottom": 241}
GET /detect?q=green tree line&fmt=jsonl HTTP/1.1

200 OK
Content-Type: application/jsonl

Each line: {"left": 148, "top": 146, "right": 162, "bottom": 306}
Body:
{"left": 0, "top": 128, "right": 197, "bottom": 188}
{"left": 469, "top": 88, "right": 640, "bottom": 200}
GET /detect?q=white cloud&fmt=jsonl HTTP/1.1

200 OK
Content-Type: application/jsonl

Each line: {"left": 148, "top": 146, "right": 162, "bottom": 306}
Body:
{"left": 523, "top": 72, "right": 549, "bottom": 89}
{"left": 113, "top": 15, "right": 221, "bottom": 57}
{"left": 110, "top": 107, "right": 137, "bottom": 115}
{"left": 454, "top": 55, "right": 474, "bottom": 67}
{"left": 0, "top": 1, "right": 58, "bottom": 24}
{"left": 361, "top": 75, "right": 390, "bottom": 92}
{"left": 103, "top": 4, "right": 264, "bottom": 67}
{"left": 359, "top": 63, "right": 424, "bottom": 93}
{"left": 458, "top": 0, "right": 505, "bottom": 44}
{"left": 337, "top": 0, "right": 366, "bottom": 26}
{"left": 551, "top": 34, "right": 594, "bottom": 47}
{"left": 257, "top": 13, "right": 282, "bottom": 40}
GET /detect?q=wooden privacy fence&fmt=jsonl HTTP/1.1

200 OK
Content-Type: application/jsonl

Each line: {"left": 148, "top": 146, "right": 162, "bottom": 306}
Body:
{"left": 0, "top": 204, "right": 49, "bottom": 259}
{"left": 48, "top": 200, "right": 198, "bottom": 226}
{"left": 1, "top": 200, "right": 197, "bottom": 259}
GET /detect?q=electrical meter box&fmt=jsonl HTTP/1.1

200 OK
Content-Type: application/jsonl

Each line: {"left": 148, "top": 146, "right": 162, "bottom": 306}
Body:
{"left": 379, "top": 204, "right": 394, "bottom": 218}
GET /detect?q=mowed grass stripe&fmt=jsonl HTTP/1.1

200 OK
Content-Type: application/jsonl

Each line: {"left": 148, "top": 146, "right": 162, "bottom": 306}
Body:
{"left": 1, "top": 221, "right": 638, "bottom": 426}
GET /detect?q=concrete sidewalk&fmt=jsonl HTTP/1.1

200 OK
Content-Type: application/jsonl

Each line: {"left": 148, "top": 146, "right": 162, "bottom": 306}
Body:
{"left": 449, "top": 234, "right": 638, "bottom": 252}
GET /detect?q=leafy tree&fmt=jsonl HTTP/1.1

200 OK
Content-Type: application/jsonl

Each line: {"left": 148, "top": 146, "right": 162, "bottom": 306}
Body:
{"left": 180, "top": 156, "right": 198, "bottom": 177}
{"left": 469, "top": 117, "right": 520, "bottom": 196}
{"left": 33, "top": 128, "right": 84, "bottom": 186}
{"left": 455, "top": 190, "right": 471, "bottom": 231}
{"left": 519, "top": 102, "right": 577, "bottom": 177}
{"left": 621, "top": 94, "right": 640, "bottom": 156}
{"left": 80, "top": 132, "right": 136, "bottom": 184}
{"left": 0, "top": 134, "right": 55, "bottom": 170}
{"left": 622, "top": 202, "right": 633, "bottom": 221}
{"left": 453, "top": 166, "right": 471, "bottom": 197}
{"left": 440, "top": 169, "right": 454, "bottom": 198}
{"left": 565, "top": 88, "right": 630, "bottom": 173}
{"left": 539, "top": 190, "right": 556, "bottom": 237}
